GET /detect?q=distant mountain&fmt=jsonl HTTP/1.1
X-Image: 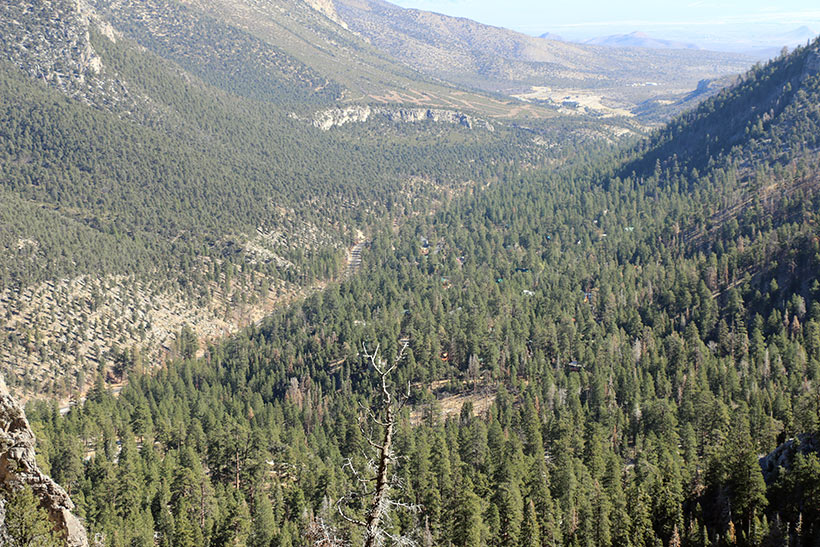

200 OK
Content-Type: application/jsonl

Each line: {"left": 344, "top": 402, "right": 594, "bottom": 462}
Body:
{"left": 584, "top": 31, "right": 699, "bottom": 50}
{"left": 334, "top": 0, "right": 754, "bottom": 120}
{"left": 779, "top": 26, "right": 817, "bottom": 46}
{"left": 538, "top": 32, "right": 565, "bottom": 41}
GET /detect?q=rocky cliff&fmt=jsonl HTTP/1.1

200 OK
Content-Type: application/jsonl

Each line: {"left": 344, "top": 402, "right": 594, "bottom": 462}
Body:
{"left": 759, "top": 433, "right": 819, "bottom": 484}
{"left": 0, "top": 377, "right": 88, "bottom": 547}
{"left": 0, "top": 0, "right": 130, "bottom": 108}
{"left": 0, "top": 0, "right": 101, "bottom": 93}
{"left": 311, "top": 104, "right": 495, "bottom": 131}
{"left": 804, "top": 49, "right": 820, "bottom": 80}
{"left": 303, "top": 0, "right": 348, "bottom": 29}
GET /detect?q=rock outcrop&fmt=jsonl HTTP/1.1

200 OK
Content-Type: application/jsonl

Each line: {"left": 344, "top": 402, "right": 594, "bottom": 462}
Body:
{"left": 804, "top": 49, "right": 820, "bottom": 81}
{"left": 0, "top": 0, "right": 132, "bottom": 108}
{"left": 303, "top": 0, "right": 348, "bottom": 29}
{"left": 758, "top": 433, "right": 819, "bottom": 484}
{"left": 0, "top": 377, "right": 88, "bottom": 547}
{"left": 0, "top": 0, "right": 102, "bottom": 91}
{"left": 311, "top": 105, "right": 495, "bottom": 132}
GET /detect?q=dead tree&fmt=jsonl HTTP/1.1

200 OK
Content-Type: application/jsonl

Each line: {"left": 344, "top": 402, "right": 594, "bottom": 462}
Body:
{"left": 337, "top": 341, "right": 416, "bottom": 547}
{"left": 306, "top": 517, "right": 345, "bottom": 546}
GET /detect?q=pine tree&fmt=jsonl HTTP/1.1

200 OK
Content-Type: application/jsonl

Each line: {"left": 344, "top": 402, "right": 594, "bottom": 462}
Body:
{"left": 669, "top": 524, "right": 681, "bottom": 547}
{"left": 2, "top": 486, "right": 62, "bottom": 547}
{"left": 151, "top": 486, "right": 174, "bottom": 547}
{"left": 249, "top": 493, "right": 276, "bottom": 547}
{"left": 215, "top": 487, "right": 251, "bottom": 546}
{"left": 173, "top": 497, "right": 199, "bottom": 547}
{"left": 486, "top": 502, "right": 501, "bottom": 547}
{"left": 592, "top": 485, "right": 613, "bottom": 547}
{"left": 721, "top": 411, "right": 768, "bottom": 536}
{"left": 495, "top": 481, "right": 523, "bottom": 546}
{"left": 520, "top": 499, "right": 541, "bottom": 547}
{"left": 521, "top": 400, "right": 543, "bottom": 458}
{"left": 627, "top": 481, "right": 656, "bottom": 547}
{"left": 452, "top": 477, "right": 484, "bottom": 547}
{"left": 526, "top": 458, "right": 562, "bottom": 546}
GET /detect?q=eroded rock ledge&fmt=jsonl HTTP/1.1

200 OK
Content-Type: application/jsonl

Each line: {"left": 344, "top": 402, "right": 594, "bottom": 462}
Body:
{"left": 308, "top": 104, "right": 495, "bottom": 131}
{"left": 0, "top": 377, "right": 88, "bottom": 547}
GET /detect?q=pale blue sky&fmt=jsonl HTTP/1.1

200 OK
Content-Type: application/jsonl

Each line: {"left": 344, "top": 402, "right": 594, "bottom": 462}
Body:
{"left": 390, "top": 0, "right": 820, "bottom": 47}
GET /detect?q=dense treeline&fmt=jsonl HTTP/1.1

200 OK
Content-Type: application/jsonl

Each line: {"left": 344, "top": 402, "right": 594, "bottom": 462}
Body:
{"left": 3, "top": 2, "right": 609, "bottom": 400}
{"left": 22, "top": 41, "right": 820, "bottom": 546}
{"left": 0, "top": 17, "right": 562, "bottom": 292}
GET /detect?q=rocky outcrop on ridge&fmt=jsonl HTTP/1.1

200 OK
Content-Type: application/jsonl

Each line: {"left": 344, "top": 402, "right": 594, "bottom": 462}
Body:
{"left": 0, "top": 377, "right": 88, "bottom": 547}
{"left": 303, "top": 0, "right": 348, "bottom": 29}
{"left": 804, "top": 49, "right": 820, "bottom": 80}
{"left": 0, "top": 0, "right": 102, "bottom": 95}
{"left": 0, "top": 0, "right": 134, "bottom": 109}
{"left": 311, "top": 104, "right": 495, "bottom": 131}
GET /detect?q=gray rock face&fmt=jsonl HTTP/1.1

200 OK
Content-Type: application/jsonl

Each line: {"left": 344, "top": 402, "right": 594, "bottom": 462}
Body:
{"left": 758, "top": 433, "right": 819, "bottom": 485}
{"left": 0, "top": 0, "right": 102, "bottom": 92}
{"left": 311, "top": 105, "right": 495, "bottom": 132}
{"left": 303, "top": 0, "right": 348, "bottom": 29}
{"left": 0, "top": 0, "right": 132, "bottom": 109}
{"left": 0, "top": 377, "right": 88, "bottom": 547}
{"left": 804, "top": 50, "right": 820, "bottom": 80}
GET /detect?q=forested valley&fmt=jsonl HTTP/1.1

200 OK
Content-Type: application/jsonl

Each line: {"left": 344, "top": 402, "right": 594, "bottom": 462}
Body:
{"left": 9, "top": 39, "right": 820, "bottom": 547}
{"left": 0, "top": 0, "right": 568, "bottom": 399}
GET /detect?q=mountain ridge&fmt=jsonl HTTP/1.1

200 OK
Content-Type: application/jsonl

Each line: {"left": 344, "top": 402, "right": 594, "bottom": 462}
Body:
{"left": 333, "top": 0, "right": 756, "bottom": 120}
{"left": 583, "top": 31, "right": 700, "bottom": 50}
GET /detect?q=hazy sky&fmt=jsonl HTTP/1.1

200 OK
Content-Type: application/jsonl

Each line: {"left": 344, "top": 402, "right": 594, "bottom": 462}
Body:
{"left": 390, "top": 0, "right": 820, "bottom": 43}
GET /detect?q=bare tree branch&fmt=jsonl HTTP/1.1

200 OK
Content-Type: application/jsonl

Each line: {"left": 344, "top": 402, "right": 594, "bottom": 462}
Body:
{"left": 336, "top": 339, "right": 416, "bottom": 547}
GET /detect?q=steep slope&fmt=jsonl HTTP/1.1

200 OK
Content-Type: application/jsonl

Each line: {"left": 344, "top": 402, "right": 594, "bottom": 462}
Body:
{"left": 0, "top": 0, "right": 103, "bottom": 95}
{"left": 0, "top": 0, "right": 137, "bottom": 110}
{"left": 625, "top": 44, "right": 820, "bottom": 176}
{"left": 89, "top": 0, "right": 344, "bottom": 106}
{"left": 89, "top": 0, "right": 553, "bottom": 119}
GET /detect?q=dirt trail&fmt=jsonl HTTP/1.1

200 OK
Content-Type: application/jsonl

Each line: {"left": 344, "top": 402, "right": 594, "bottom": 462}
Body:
{"left": 345, "top": 229, "right": 366, "bottom": 278}
{"left": 251, "top": 229, "right": 367, "bottom": 329}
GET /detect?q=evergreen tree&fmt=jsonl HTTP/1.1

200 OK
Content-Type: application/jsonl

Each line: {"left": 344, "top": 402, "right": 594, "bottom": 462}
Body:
{"left": 520, "top": 499, "right": 541, "bottom": 547}
{"left": 2, "top": 486, "right": 62, "bottom": 547}
{"left": 249, "top": 493, "right": 277, "bottom": 547}
{"left": 452, "top": 477, "right": 484, "bottom": 547}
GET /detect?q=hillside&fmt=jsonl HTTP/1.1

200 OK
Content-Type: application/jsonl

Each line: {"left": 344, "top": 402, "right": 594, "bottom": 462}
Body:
{"left": 17, "top": 37, "right": 820, "bottom": 547}
{"left": 0, "top": 0, "right": 761, "bottom": 400}
{"left": 625, "top": 46, "right": 820, "bottom": 174}
{"left": 89, "top": 0, "right": 557, "bottom": 120}
{"left": 81, "top": 0, "right": 757, "bottom": 123}
{"left": 3, "top": 3, "right": 820, "bottom": 543}
{"left": 333, "top": 0, "right": 755, "bottom": 121}
{"left": 1, "top": 0, "right": 580, "bottom": 400}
